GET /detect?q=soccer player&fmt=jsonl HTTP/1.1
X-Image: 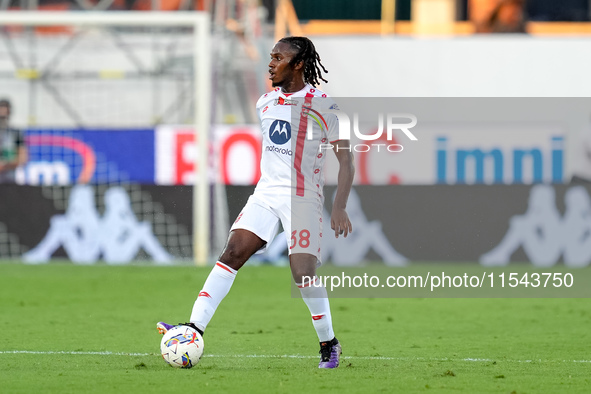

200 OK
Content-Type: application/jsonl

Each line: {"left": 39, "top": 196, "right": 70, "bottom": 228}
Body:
{"left": 158, "top": 36, "right": 355, "bottom": 369}
{"left": 0, "top": 99, "right": 27, "bottom": 184}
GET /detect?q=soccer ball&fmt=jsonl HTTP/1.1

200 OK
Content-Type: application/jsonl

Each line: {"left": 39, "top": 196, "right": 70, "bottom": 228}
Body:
{"left": 160, "top": 325, "right": 204, "bottom": 368}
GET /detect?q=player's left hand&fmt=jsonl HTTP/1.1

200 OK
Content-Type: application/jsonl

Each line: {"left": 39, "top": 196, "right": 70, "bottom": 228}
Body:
{"left": 331, "top": 208, "right": 352, "bottom": 238}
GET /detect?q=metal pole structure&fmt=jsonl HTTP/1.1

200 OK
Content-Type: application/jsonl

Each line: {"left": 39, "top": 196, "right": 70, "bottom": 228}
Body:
{"left": 151, "top": 0, "right": 161, "bottom": 125}
{"left": 27, "top": 0, "right": 38, "bottom": 126}
{"left": 0, "top": 11, "right": 208, "bottom": 27}
{"left": 194, "top": 16, "right": 211, "bottom": 266}
{"left": 0, "top": 11, "right": 212, "bottom": 265}
{"left": 381, "top": 0, "right": 396, "bottom": 35}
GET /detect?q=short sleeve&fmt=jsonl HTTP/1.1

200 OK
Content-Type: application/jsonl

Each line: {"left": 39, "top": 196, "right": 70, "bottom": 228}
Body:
{"left": 322, "top": 99, "right": 343, "bottom": 143}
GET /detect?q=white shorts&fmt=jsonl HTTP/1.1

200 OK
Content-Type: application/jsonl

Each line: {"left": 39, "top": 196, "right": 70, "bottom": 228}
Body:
{"left": 230, "top": 193, "right": 323, "bottom": 262}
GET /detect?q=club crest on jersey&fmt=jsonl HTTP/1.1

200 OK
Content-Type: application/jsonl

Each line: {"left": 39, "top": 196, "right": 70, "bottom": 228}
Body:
{"left": 274, "top": 97, "right": 298, "bottom": 106}
{"left": 269, "top": 120, "right": 291, "bottom": 145}
{"left": 302, "top": 106, "right": 328, "bottom": 133}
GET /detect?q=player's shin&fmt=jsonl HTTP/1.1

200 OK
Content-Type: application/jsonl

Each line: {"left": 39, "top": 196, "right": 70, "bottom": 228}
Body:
{"left": 189, "top": 261, "right": 237, "bottom": 331}
{"left": 297, "top": 276, "right": 335, "bottom": 342}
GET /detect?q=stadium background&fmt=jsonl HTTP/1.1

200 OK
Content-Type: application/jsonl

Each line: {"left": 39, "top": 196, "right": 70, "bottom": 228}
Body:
{"left": 1, "top": 0, "right": 591, "bottom": 267}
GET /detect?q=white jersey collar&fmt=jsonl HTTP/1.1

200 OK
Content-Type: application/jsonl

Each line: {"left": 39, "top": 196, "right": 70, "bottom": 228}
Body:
{"left": 276, "top": 84, "right": 312, "bottom": 97}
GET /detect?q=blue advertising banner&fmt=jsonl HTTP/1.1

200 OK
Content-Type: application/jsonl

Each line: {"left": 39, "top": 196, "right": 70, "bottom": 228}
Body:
{"left": 20, "top": 129, "right": 155, "bottom": 185}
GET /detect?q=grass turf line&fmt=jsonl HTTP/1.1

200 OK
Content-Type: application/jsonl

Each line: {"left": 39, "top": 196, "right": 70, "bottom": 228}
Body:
{"left": 1, "top": 262, "right": 590, "bottom": 393}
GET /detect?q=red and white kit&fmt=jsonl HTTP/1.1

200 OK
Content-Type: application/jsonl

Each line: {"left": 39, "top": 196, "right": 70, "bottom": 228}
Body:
{"left": 231, "top": 84, "right": 341, "bottom": 260}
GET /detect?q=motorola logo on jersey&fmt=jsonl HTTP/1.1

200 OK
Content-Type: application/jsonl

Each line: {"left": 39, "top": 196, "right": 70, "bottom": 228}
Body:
{"left": 269, "top": 120, "right": 291, "bottom": 145}
{"left": 265, "top": 145, "right": 292, "bottom": 155}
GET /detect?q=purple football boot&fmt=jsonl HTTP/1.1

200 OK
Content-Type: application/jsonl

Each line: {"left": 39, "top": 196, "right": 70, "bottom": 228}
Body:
{"left": 156, "top": 322, "right": 175, "bottom": 335}
{"left": 318, "top": 338, "right": 341, "bottom": 369}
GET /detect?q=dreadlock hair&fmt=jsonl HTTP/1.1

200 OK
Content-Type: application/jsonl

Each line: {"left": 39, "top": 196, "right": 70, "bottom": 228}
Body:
{"left": 278, "top": 36, "right": 328, "bottom": 87}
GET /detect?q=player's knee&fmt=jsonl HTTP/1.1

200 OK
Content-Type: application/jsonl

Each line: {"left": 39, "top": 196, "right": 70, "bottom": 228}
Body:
{"left": 290, "top": 265, "right": 316, "bottom": 284}
{"left": 219, "top": 245, "right": 250, "bottom": 270}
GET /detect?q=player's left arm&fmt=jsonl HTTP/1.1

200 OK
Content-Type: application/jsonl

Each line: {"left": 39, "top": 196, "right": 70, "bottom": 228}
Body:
{"left": 330, "top": 139, "right": 355, "bottom": 238}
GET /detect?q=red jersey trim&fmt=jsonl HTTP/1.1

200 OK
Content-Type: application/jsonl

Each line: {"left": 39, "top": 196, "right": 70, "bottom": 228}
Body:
{"left": 294, "top": 93, "right": 314, "bottom": 197}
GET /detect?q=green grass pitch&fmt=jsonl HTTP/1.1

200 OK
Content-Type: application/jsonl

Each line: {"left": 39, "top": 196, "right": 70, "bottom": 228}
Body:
{"left": 1, "top": 261, "right": 590, "bottom": 393}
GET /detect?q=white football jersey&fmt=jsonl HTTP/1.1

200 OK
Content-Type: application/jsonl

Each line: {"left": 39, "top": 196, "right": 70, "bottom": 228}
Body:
{"left": 254, "top": 84, "right": 341, "bottom": 201}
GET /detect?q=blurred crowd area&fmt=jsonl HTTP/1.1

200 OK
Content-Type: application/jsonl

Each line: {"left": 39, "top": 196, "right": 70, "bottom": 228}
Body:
{"left": 0, "top": 0, "right": 212, "bottom": 12}
{"left": 1, "top": 0, "right": 590, "bottom": 34}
